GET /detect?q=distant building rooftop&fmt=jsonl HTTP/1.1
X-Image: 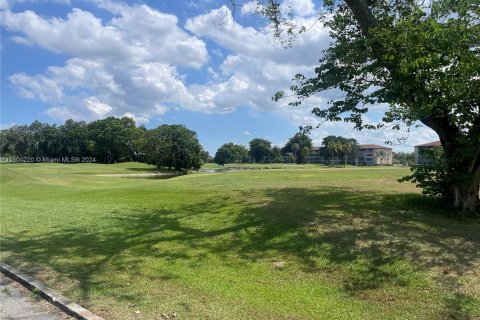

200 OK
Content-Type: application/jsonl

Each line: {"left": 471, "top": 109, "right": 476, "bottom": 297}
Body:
{"left": 358, "top": 144, "right": 392, "bottom": 150}
{"left": 415, "top": 141, "right": 442, "bottom": 147}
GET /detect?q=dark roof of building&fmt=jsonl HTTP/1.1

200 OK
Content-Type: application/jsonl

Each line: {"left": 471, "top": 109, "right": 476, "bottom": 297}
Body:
{"left": 358, "top": 144, "right": 392, "bottom": 150}
{"left": 415, "top": 141, "right": 442, "bottom": 147}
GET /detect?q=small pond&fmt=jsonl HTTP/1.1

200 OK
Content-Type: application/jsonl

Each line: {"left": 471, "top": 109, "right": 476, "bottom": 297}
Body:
{"left": 199, "top": 168, "right": 237, "bottom": 173}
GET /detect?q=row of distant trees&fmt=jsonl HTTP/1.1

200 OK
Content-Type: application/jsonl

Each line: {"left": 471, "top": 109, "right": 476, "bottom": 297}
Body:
{"left": 321, "top": 136, "right": 358, "bottom": 166}
{"left": 214, "top": 135, "right": 414, "bottom": 166}
{"left": 214, "top": 133, "right": 314, "bottom": 165}
{"left": 0, "top": 117, "right": 208, "bottom": 172}
{"left": 214, "top": 135, "right": 371, "bottom": 166}
{"left": 322, "top": 137, "right": 414, "bottom": 166}
{"left": 1, "top": 117, "right": 414, "bottom": 169}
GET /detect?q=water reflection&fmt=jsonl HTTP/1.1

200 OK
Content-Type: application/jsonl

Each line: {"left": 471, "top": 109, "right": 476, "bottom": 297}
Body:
{"left": 199, "top": 168, "right": 237, "bottom": 173}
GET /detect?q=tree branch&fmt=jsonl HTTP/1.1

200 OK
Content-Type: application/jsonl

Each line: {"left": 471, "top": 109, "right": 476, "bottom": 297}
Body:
{"left": 343, "top": 0, "right": 377, "bottom": 36}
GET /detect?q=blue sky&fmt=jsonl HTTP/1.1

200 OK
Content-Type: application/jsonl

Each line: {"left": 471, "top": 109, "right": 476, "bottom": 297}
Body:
{"left": 0, "top": 0, "right": 438, "bottom": 154}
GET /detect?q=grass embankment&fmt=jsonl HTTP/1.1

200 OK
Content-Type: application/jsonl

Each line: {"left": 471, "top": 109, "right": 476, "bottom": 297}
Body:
{"left": 0, "top": 163, "right": 478, "bottom": 319}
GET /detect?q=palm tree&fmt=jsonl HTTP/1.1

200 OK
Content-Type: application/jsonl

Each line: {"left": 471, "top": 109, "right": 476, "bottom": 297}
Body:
{"left": 341, "top": 142, "right": 353, "bottom": 167}
{"left": 301, "top": 146, "right": 310, "bottom": 164}
{"left": 327, "top": 141, "right": 341, "bottom": 166}
{"left": 291, "top": 143, "right": 300, "bottom": 158}
{"left": 350, "top": 141, "right": 359, "bottom": 165}
{"left": 286, "top": 152, "right": 296, "bottom": 163}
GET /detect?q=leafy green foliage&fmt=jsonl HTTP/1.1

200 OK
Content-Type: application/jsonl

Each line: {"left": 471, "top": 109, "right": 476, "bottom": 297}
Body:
{"left": 214, "top": 142, "right": 249, "bottom": 165}
{"left": 145, "top": 124, "right": 202, "bottom": 172}
{"left": 282, "top": 132, "right": 312, "bottom": 164}
{"left": 87, "top": 117, "right": 139, "bottom": 163}
{"left": 0, "top": 118, "right": 204, "bottom": 170}
{"left": 399, "top": 146, "right": 454, "bottom": 199}
{"left": 263, "top": 0, "right": 479, "bottom": 211}
{"left": 322, "top": 135, "right": 358, "bottom": 164}
{"left": 248, "top": 138, "right": 273, "bottom": 163}
{"left": 399, "top": 161, "right": 451, "bottom": 199}
{"left": 200, "top": 150, "right": 212, "bottom": 163}
{"left": 271, "top": 146, "right": 283, "bottom": 163}
{"left": 285, "top": 151, "right": 296, "bottom": 163}
{"left": 393, "top": 152, "right": 414, "bottom": 166}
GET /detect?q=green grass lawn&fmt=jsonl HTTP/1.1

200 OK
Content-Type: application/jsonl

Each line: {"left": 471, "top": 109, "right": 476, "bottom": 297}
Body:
{"left": 1, "top": 163, "right": 478, "bottom": 319}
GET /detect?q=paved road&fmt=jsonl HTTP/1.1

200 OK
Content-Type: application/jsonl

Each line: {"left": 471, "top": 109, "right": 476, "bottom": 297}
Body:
{"left": 0, "top": 274, "right": 72, "bottom": 320}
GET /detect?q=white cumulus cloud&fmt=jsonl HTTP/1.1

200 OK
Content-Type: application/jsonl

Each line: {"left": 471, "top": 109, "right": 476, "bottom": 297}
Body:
{"left": 2, "top": 1, "right": 210, "bottom": 122}
{"left": 2, "top": 0, "right": 438, "bottom": 151}
{"left": 84, "top": 96, "right": 112, "bottom": 118}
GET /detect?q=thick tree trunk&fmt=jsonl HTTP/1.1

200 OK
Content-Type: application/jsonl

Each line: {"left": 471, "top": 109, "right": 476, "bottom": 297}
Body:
{"left": 421, "top": 116, "right": 480, "bottom": 213}
{"left": 451, "top": 178, "right": 479, "bottom": 213}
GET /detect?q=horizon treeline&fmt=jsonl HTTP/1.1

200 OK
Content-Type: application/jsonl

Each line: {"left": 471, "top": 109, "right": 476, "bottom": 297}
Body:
{"left": 1, "top": 117, "right": 412, "bottom": 167}
{"left": 0, "top": 117, "right": 318, "bottom": 167}
{"left": 0, "top": 117, "right": 208, "bottom": 170}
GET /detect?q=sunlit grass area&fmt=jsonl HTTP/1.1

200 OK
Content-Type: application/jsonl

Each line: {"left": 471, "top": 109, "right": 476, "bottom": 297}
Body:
{"left": 1, "top": 163, "right": 478, "bottom": 319}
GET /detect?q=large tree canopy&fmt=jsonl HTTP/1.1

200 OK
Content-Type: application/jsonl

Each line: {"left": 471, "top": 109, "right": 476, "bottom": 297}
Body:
{"left": 145, "top": 124, "right": 203, "bottom": 172}
{"left": 88, "top": 117, "right": 139, "bottom": 163}
{"left": 0, "top": 118, "right": 205, "bottom": 171}
{"left": 0, "top": 117, "right": 146, "bottom": 163}
{"left": 282, "top": 132, "right": 313, "bottom": 164}
{"left": 249, "top": 138, "right": 273, "bottom": 163}
{"left": 214, "top": 143, "right": 249, "bottom": 165}
{"left": 248, "top": 0, "right": 479, "bottom": 212}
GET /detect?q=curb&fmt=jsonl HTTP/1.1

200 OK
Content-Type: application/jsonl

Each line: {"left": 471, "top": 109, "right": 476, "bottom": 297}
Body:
{"left": 0, "top": 262, "right": 104, "bottom": 320}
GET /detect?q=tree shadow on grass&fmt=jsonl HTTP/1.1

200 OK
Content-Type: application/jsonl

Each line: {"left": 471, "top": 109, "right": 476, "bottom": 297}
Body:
{"left": 1, "top": 187, "right": 479, "bottom": 318}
